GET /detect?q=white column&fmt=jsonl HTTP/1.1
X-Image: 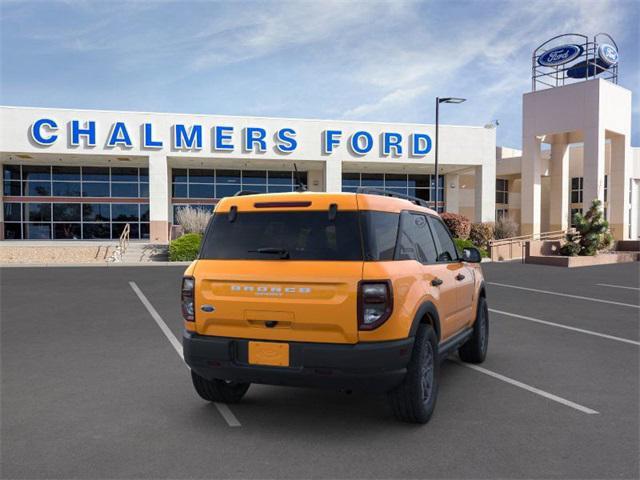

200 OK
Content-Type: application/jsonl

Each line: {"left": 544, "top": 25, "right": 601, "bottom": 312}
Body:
{"left": 306, "top": 169, "right": 324, "bottom": 192}
{"left": 609, "top": 134, "right": 631, "bottom": 240}
{"left": 521, "top": 135, "right": 542, "bottom": 236}
{"left": 474, "top": 163, "right": 495, "bottom": 223}
{"left": 549, "top": 135, "right": 570, "bottom": 232}
{"left": 582, "top": 126, "right": 605, "bottom": 211}
{"left": 148, "top": 153, "right": 170, "bottom": 244}
{"left": 445, "top": 173, "right": 459, "bottom": 214}
{"left": 324, "top": 159, "right": 342, "bottom": 193}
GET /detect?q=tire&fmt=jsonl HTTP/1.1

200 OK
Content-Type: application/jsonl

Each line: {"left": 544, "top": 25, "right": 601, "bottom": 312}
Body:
{"left": 387, "top": 324, "right": 439, "bottom": 424}
{"left": 458, "top": 296, "right": 489, "bottom": 364}
{"left": 191, "top": 371, "right": 250, "bottom": 403}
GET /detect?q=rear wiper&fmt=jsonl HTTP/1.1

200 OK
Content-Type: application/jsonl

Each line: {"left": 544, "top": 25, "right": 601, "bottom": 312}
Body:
{"left": 248, "top": 247, "right": 290, "bottom": 259}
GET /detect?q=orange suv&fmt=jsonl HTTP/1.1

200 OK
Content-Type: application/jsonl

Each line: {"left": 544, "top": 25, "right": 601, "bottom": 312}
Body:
{"left": 182, "top": 189, "right": 488, "bottom": 423}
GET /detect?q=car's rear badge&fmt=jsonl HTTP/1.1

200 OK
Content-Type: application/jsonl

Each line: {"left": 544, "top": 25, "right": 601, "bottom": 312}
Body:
{"left": 230, "top": 285, "right": 311, "bottom": 296}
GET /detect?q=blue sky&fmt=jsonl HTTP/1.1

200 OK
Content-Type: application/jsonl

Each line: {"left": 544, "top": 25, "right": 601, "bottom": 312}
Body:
{"left": 1, "top": 0, "right": 638, "bottom": 148}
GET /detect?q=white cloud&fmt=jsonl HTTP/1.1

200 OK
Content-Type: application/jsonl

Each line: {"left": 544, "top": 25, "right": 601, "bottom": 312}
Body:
{"left": 338, "top": 0, "right": 629, "bottom": 122}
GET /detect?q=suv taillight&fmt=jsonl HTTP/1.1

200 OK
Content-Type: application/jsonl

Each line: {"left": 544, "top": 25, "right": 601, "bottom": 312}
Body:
{"left": 181, "top": 276, "right": 195, "bottom": 322}
{"left": 358, "top": 281, "right": 393, "bottom": 330}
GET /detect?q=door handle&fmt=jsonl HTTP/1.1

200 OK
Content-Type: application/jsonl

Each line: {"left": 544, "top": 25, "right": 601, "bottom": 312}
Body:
{"left": 455, "top": 273, "right": 465, "bottom": 281}
{"left": 431, "top": 278, "right": 443, "bottom": 287}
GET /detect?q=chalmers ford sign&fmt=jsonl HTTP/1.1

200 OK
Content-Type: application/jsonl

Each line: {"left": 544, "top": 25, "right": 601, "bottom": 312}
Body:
{"left": 28, "top": 118, "right": 434, "bottom": 157}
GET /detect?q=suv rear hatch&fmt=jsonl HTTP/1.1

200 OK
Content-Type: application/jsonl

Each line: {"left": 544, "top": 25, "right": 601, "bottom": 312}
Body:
{"left": 193, "top": 195, "right": 363, "bottom": 344}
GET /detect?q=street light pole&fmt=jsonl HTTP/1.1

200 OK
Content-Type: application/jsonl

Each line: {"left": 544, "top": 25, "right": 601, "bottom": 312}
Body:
{"left": 434, "top": 96, "right": 466, "bottom": 211}
{"left": 435, "top": 97, "right": 440, "bottom": 210}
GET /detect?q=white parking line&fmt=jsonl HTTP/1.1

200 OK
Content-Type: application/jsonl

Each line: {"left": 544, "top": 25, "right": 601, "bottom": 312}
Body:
{"left": 488, "top": 282, "right": 640, "bottom": 309}
{"left": 596, "top": 283, "right": 640, "bottom": 291}
{"left": 489, "top": 308, "right": 640, "bottom": 346}
{"left": 453, "top": 361, "right": 599, "bottom": 415}
{"left": 129, "top": 281, "right": 241, "bottom": 427}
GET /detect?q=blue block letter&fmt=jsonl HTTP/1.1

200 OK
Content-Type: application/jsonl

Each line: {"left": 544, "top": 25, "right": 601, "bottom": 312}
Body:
{"left": 323, "top": 130, "right": 342, "bottom": 154}
{"left": 30, "top": 118, "right": 58, "bottom": 145}
{"left": 350, "top": 131, "right": 373, "bottom": 155}
{"left": 411, "top": 133, "right": 432, "bottom": 156}
{"left": 383, "top": 132, "right": 403, "bottom": 156}
{"left": 107, "top": 122, "right": 133, "bottom": 147}
{"left": 71, "top": 120, "right": 96, "bottom": 146}
{"left": 174, "top": 124, "right": 203, "bottom": 149}
{"left": 143, "top": 123, "right": 163, "bottom": 148}
{"left": 275, "top": 128, "right": 297, "bottom": 153}
{"left": 214, "top": 126, "right": 234, "bottom": 151}
{"left": 244, "top": 127, "right": 267, "bottom": 152}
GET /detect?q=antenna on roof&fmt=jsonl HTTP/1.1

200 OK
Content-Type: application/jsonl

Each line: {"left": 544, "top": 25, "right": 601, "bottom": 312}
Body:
{"left": 293, "top": 163, "right": 307, "bottom": 192}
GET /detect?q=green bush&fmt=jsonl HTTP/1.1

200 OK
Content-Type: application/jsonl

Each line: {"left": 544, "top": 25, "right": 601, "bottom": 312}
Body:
{"left": 560, "top": 199, "right": 613, "bottom": 256}
{"left": 441, "top": 213, "right": 471, "bottom": 240}
{"left": 454, "top": 238, "right": 488, "bottom": 258}
{"left": 469, "top": 222, "right": 495, "bottom": 249}
{"left": 169, "top": 233, "right": 202, "bottom": 261}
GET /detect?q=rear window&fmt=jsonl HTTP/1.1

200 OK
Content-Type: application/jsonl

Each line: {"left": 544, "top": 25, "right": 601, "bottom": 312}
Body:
{"left": 200, "top": 211, "right": 363, "bottom": 261}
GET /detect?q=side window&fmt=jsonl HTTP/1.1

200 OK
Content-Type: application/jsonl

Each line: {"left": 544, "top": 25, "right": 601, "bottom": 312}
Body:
{"left": 360, "top": 211, "right": 399, "bottom": 260}
{"left": 427, "top": 216, "right": 458, "bottom": 262}
{"left": 395, "top": 212, "right": 437, "bottom": 263}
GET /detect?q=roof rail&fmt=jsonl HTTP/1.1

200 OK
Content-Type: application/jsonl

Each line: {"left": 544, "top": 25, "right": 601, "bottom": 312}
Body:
{"left": 356, "top": 187, "right": 430, "bottom": 208}
{"left": 233, "top": 190, "right": 262, "bottom": 196}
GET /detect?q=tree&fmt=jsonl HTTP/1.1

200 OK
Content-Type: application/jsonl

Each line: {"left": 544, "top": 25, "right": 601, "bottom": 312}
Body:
{"left": 560, "top": 199, "right": 613, "bottom": 256}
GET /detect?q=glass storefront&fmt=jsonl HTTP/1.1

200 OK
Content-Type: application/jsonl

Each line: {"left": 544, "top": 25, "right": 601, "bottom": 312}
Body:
{"left": 2, "top": 164, "right": 149, "bottom": 239}
{"left": 171, "top": 168, "right": 308, "bottom": 224}
{"left": 342, "top": 173, "right": 445, "bottom": 211}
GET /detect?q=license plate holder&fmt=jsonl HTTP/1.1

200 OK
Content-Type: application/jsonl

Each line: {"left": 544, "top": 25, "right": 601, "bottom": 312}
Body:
{"left": 248, "top": 341, "right": 290, "bottom": 367}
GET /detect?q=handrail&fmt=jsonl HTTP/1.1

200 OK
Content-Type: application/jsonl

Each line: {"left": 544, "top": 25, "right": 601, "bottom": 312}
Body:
{"left": 119, "top": 223, "right": 131, "bottom": 254}
{"left": 106, "top": 223, "right": 131, "bottom": 262}
{"left": 488, "top": 228, "right": 575, "bottom": 263}
{"left": 489, "top": 229, "right": 570, "bottom": 247}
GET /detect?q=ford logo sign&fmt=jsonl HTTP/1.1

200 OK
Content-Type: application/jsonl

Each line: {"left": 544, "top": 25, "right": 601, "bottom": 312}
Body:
{"left": 538, "top": 44, "right": 583, "bottom": 67}
{"left": 598, "top": 44, "right": 618, "bottom": 66}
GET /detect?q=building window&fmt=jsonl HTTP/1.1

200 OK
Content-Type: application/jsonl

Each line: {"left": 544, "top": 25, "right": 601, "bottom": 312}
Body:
{"left": 604, "top": 175, "right": 608, "bottom": 203}
{"left": 2, "top": 164, "right": 149, "bottom": 240}
{"left": 496, "top": 179, "right": 508, "bottom": 204}
{"left": 3, "top": 201, "right": 149, "bottom": 240}
{"left": 2, "top": 164, "right": 149, "bottom": 199}
{"left": 571, "top": 177, "right": 583, "bottom": 203}
{"left": 341, "top": 173, "right": 445, "bottom": 212}
{"left": 171, "top": 168, "right": 306, "bottom": 201}
{"left": 570, "top": 208, "right": 583, "bottom": 228}
{"left": 170, "top": 168, "right": 307, "bottom": 224}
{"left": 496, "top": 208, "right": 509, "bottom": 220}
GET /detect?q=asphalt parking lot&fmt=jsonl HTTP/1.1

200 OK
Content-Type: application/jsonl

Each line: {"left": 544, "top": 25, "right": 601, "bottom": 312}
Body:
{"left": 1, "top": 261, "right": 638, "bottom": 479}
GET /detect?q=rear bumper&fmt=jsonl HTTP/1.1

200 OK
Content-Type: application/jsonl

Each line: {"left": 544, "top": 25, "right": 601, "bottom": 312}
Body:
{"left": 183, "top": 331, "right": 414, "bottom": 392}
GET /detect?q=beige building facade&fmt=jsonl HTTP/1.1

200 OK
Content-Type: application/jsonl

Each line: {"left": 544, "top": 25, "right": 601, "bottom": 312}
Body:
{"left": 451, "top": 79, "right": 639, "bottom": 240}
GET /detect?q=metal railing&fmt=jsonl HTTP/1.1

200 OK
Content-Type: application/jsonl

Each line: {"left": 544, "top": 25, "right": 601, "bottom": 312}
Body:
{"left": 489, "top": 229, "right": 573, "bottom": 262}
{"left": 106, "top": 223, "right": 131, "bottom": 263}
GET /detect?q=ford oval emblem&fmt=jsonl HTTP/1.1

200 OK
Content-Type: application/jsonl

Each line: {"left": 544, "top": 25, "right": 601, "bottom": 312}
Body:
{"left": 598, "top": 44, "right": 618, "bottom": 66}
{"left": 201, "top": 305, "right": 215, "bottom": 312}
{"left": 538, "top": 44, "right": 583, "bottom": 67}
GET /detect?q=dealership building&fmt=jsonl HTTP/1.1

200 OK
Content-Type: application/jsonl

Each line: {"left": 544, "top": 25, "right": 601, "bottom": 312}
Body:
{"left": 0, "top": 107, "right": 498, "bottom": 243}
{"left": 0, "top": 34, "right": 638, "bottom": 245}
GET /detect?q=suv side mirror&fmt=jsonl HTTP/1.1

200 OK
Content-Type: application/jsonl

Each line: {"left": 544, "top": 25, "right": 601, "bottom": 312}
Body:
{"left": 462, "top": 247, "right": 482, "bottom": 263}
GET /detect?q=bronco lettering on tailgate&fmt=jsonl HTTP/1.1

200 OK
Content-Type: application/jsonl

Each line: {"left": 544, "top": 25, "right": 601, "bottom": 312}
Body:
{"left": 230, "top": 285, "right": 312, "bottom": 296}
